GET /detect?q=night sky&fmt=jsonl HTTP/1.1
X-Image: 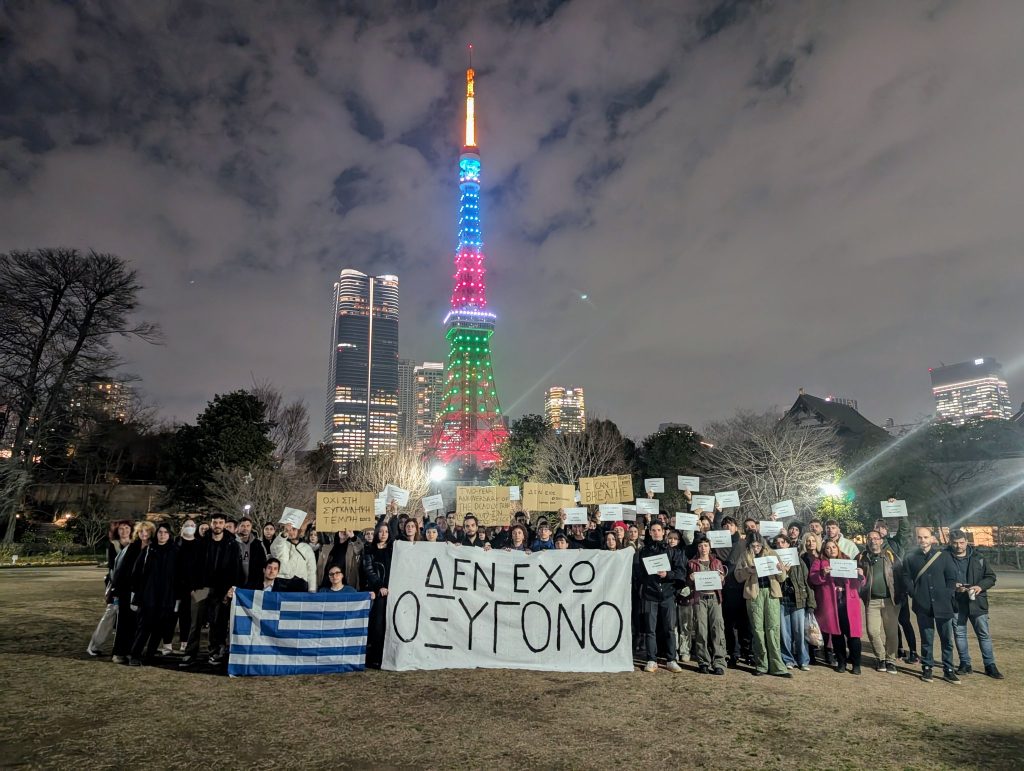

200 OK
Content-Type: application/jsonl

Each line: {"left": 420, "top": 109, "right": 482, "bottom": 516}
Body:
{"left": 3, "top": 1, "right": 1022, "bottom": 440}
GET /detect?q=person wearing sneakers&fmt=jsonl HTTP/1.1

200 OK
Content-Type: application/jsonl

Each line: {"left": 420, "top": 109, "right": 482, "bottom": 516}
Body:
{"left": 857, "top": 530, "right": 902, "bottom": 674}
{"left": 903, "top": 527, "right": 959, "bottom": 684}
{"left": 635, "top": 521, "right": 687, "bottom": 673}
{"left": 947, "top": 530, "right": 1003, "bottom": 680}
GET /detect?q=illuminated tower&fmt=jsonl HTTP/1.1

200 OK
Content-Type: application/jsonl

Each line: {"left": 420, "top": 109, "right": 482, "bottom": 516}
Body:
{"left": 429, "top": 52, "right": 509, "bottom": 466}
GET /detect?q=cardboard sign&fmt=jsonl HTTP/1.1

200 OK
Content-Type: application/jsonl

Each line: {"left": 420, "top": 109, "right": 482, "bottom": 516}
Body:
{"left": 598, "top": 503, "right": 623, "bottom": 521}
{"left": 674, "top": 512, "right": 699, "bottom": 531}
{"left": 754, "top": 556, "right": 781, "bottom": 578}
{"left": 693, "top": 570, "right": 722, "bottom": 591}
{"left": 644, "top": 478, "right": 665, "bottom": 493}
{"left": 690, "top": 494, "right": 716, "bottom": 512}
{"left": 829, "top": 558, "right": 858, "bottom": 579}
{"left": 880, "top": 499, "right": 908, "bottom": 518}
{"left": 456, "top": 486, "right": 511, "bottom": 527}
{"left": 422, "top": 494, "right": 444, "bottom": 513}
{"left": 509, "top": 486, "right": 521, "bottom": 501}
{"left": 642, "top": 553, "right": 672, "bottom": 574}
{"left": 635, "top": 498, "right": 659, "bottom": 515}
{"left": 563, "top": 507, "right": 588, "bottom": 525}
{"left": 759, "top": 521, "right": 784, "bottom": 538}
{"left": 621, "top": 505, "right": 637, "bottom": 522}
{"left": 524, "top": 482, "right": 575, "bottom": 512}
{"left": 677, "top": 475, "right": 700, "bottom": 492}
{"left": 776, "top": 547, "right": 800, "bottom": 567}
{"left": 715, "top": 490, "right": 741, "bottom": 508}
{"left": 771, "top": 500, "right": 796, "bottom": 519}
{"left": 279, "top": 507, "right": 307, "bottom": 529}
{"left": 579, "top": 474, "right": 634, "bottom": 505}
{"left": 374, "top": 499, "right": 385, "bottom": 517}
{"left": 316, "top": 491, "right": 376, "bottom": 532}
{"left": 384, "top": 484, "right": 410, "bottom": 507}
{"left": 707, "top": 530, "right": 732, "bottom": 549}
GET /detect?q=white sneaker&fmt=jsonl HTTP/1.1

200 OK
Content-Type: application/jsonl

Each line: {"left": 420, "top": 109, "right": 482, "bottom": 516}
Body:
{"left": 644, "top": 660, "right": 658, "bottom": 673}
{"left": 111, "top": 655, "right": 127, "bottom": 664}
{"left": 666, "top": 660, "right": 683, "bottom": 673}
{"left": 680, "top": 651, "right": 691, "bottom": 663}
{"left": 157, "top": 643, "right": 173, "bottom": 656}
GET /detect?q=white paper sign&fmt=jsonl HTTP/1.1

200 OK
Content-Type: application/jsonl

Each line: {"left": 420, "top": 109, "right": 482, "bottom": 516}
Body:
{"left": 621, "top": 505, "right": 637, "bottom": 522}
{"left": 574, "top": 489, "right": 581, "bottom": 503}
{"left": 707, "top": 530, "right": 732, "bottom": 549}
{"left": 674, "top": 513, "right": 699, "bottom": 531}
{"left": 377, "top": 490, "right": 386, "bottom": 500}
{"left": 880, "top": 499, "right": 908, "bottom": 518}
{"left": 422, "top": 494, "right": 444, "bottom": 513}
{"left": 635, "top": 498, "right": 659, "bottom": 515}
{"left": 382, "top": 543, "right": 634, "bottom": 673}
{"left": 374, "top": 499, "right": 386, "bottom": 517}
{"left": 385, "top": 484, "right": 410, "bottom": 507}
{"left": 642, "top": 553, "right": 672, "bottom": 574}
{"left": 715, "top": 490, "right": 741, "bottom": 508}
{"left": 754, "top": 555, "right": 781, "bottom": 577}
{"left": 677, "top": 475, "right": 700, "bottom": 492}
{"left": 829, "top": 558, "right": 858, "bottom": 579}
{"left": 279, "top": 507, "right": 307, "bottom": 529}
{"left": 509, "top": 486, "right": 521, "bottom": 501}
{"left": 691, "top": 494, "right": 716, "bottom": 512}
{"left": 644, "top": 478, "right": 665, "bottom": 493}
{"left": 598, "top": 503, "right": 623, "bottom": 521}
{"left": 776, "top": 547, "right": 800, "bottom": 567}
{"left": 693, "top": 570, "right": 722, "bottom": 591}
{"left": 759, "top": 520, "right": 783, "bottom": 538}
{"left": 771, "top": 500, "right": 796, "bottom": 519}
{"left": 563, "top": 507, "right": 588, "bottom": 525}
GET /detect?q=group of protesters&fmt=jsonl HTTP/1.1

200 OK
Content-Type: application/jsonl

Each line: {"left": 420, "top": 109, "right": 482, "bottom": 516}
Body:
{"left": 85, "top": 489, "right": 1003, "bottom": 684}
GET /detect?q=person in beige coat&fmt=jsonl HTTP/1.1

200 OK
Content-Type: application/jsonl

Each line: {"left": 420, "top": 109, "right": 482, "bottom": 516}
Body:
{"left": 733, "top": 535, "right": 792, "bottom": 678}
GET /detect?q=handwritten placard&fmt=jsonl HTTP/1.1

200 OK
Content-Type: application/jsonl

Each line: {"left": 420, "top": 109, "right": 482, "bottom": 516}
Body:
{"left": 829, "top": 559, "right": 858, "bottom": 579}
{"left": 759, "top": 521, "right": 783, "bottom": 538}
{"left": 693, "top": 571, "right": 722, "bottom": 591}
{"left": 879, "top": 499, "right": 908, "bottom": 518}
{"left": 644, "top": 478, "right": 665, "bottom": 493}
{"left": 674, "top": 513, "right": 699, "bottom": 531}
{"left": 456, "top": 486, "right": 511, "bottom": 527}
{"left": 690, "top": 494, "right": 716, "bottom": 512}
{"left": 316, "top": 491, "right": 375, "bottom": 532}
{"left": 754, "top": 556, "right": 781, "bottom": 578}
{"left": 563, "top": 507, "right": 588, "bottom": 525}
{"left": 771, "top": 500, "right": 796, "bottom": 519}
{"left": 635, "top": 498, "right": 659, "bottom": 516}
{"left": 422, "top": 494, "right": 444, "bottom": 513}
{"left": 524, "top": 482, "right": 575, "bottom": 512}
{"left": 707, "top": 530, "right": 732, "bottom": 549}
{"left": 579, "top": 474, "right": 634, "bottom": 504}
{"left": 642, "top": 553, "right": 671, "bottom": 575}
{"left": 677, "top": 475, "right": 700, "bottom": 492}
{"left": 776, "top": 547, "right": 800, "bottom": 567}
{"left": 715, "top": 490, "right": 741, "bottom": 508}
{"left": 598, "top": 503, "right": 623, "bottom": 521}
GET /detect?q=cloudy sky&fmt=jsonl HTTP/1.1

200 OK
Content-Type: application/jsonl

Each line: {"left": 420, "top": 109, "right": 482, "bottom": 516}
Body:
{"left": 3, "top": 0, "right": 1023, "bottom": 440}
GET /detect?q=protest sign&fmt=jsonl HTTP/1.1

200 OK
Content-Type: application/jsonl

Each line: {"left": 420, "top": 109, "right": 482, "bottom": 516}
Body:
{"left": 374, "top": 499, "right": 385, "bottom": 517}
{"left": 509, "top": 486, "right": 521, "bottom": 502}
{"left": 621, "top": 505, "right": 637, "bottom": 522}
{"left": 598, "top": 503, "right": 623, "bottom": 521}
{"left": 315, "top": 491, "right": 375, "bottom": 532}
{"left": 524, "top": 483, "right": 575, "bottom": 512}
{"left": 771, "top": 500, "right": 796, "bottom": 519}
{"left": 385, "top": 484, "right": 410, "bottom": 507}
{"left": 642, "top": 553, "right": 671, "bottom": 574}
{"left": 776, "top": 548, "right": 800, "bottom": 567}
{"left": 880, "top": 499, "right": 908, "bottom": 518}
{"left": 673, "top": 512, "right": 698, "bottom": 531}
{"left": 574, "top": 489, "right": 582, "bottom": 503}
{"left": 279, "top": 507, "right": 306, "bottom": 529}
{"left": 677, "top": 475, "right": 700, "bottom": 492}
{"left": 754, "top": 556, "right": 781, "bottom": 578}
{"left": 707, "top": 530, "right": 732, "bottom": 549}
{"left": 635, "top": 498, "right": 659, "bottom": 516}
{"left": 693, "top": 571, "right": 722, "bottom": 591}
{"left": 563, "top": 507, "right": 588, "bottom": 525}
{"left": 829, "top": 559, "right": 858, "bottom": 579}
{"left": 690, "top": 495, "right": 716, "bottom": 512}
{"left": 382, "top": 542, "right": 634, "bottom": 672}
{"left": 715, "top": 490, "right": 741, "bottom": 508}
{"left": 422, "top": 494, "right": 444, "bottom": 513}
{"left": 643, "top": 478, "right": 665, "bottom": 493}
{"left": 579, "top": 474, "right": 634, "bottom": 504}
{"left": 759, "top": 520, "right": 783, "bottom": 538}
{"left": 456, "top": 486, "right": 511, "bottom": 527}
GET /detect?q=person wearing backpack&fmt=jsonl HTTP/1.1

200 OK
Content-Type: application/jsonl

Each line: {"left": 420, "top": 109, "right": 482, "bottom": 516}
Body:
{"left": 902, "top": 527, "right": 959, "bottom": 685}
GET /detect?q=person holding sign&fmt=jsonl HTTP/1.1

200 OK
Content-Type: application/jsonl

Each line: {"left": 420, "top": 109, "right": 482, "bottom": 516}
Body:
{"left": 875, "top": 512, "right": 918, "bottom": 664}
{"left": 772, "top": 534, "right": 815, "bottom": 671}
{"left": 733, "top": 536, "right": 791, "bottom": 677}
{"left": 362, "top": 522, "right": 394, "bottom": 669}
{"left": 809, "top": 540, "right": 866, "bottom": 675}
{"left": 635, "top": 522, "right": 687, "bottom": 673}
{"left": 687, "top": 536, "right": 728, "bottom": 675}
{"left": 270, "top": 512, "right": 317, "bottom": 593}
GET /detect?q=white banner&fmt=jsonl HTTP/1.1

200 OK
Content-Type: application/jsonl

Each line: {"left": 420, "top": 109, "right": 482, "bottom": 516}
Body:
{"left": 382, "top": 542, "right": 633, "bottom": 673}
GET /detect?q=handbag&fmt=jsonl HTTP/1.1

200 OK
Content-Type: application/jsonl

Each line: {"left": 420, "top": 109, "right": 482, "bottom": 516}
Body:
{"left": 805, "top": 613, "right": 823, "bottom": 648}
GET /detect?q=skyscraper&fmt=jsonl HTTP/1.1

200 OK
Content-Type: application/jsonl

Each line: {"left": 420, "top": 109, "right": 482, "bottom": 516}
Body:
{"left": 397, "top": 358, "right": 416, "bottom": 443}
{"left": 929, "top": 358, "right": 1013, "bottom": 425}
{"left": 544, "top": 386, "right": 586, "bottom": 433}
{"left": 428, "top": 53, "right": 508, "bottom": 466}
{"left": 414, "top": 362, "right": 445, "bottom": 451}
{"left": 324, "top": 269, "right": 399, "bottom": 463}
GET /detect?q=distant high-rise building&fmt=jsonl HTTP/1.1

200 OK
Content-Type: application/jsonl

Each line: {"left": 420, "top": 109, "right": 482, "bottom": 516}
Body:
{"left": 324, "top": 269, "right": 399, "bottom": 464}
{"left": 414, "top": 362, "right": 445, "bottom": 451}
{"left": 397, "top": 358, "right": 416, "bottom": 443}
{"left": 544, "top": 386, "right": 586, "bottom": 433}
{"left": 70, "top": 377, "right": 131, "bottom": 422}
{"left": 930, "top": 358, "right": 1013, "bottom": 425}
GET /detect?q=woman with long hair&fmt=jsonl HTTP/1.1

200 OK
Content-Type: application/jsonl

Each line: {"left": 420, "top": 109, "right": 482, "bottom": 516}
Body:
{"left": 362, "top": 523, "right": 393, "bottom": 669}
{"left": 111, "top": 521, "right": 155, "bottom": 664}
{"left": 773, "top": 533, "right": 815, "bottom": 671}
{"left": 733, "top": 535, "right": 791, "bottom": 677}
{"left": 86, "top": 520, "right": 133, "bottom": 657}
{"left": 810, "top": 539, "right": 867, "bottom": 675}
{"left": 129, "top": 522, "right": 178, "bottom": 665}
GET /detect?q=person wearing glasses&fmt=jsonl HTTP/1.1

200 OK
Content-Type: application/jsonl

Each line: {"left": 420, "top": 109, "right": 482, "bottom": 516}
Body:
{"left": 320, "top": 565, "right": 356, "bottom": 594}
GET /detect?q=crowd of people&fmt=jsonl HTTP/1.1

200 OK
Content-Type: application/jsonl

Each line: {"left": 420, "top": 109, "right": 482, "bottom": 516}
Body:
{"left": 84, "top": 490, "right": 1004, "bottom": 683}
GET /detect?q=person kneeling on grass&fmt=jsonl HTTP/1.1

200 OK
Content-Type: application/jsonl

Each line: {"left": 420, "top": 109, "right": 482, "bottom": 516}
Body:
{"left": 733, "top": 535, "right": 792, "bottom": 678}
{"left": 635, "top": 522, "right": 687, "bottom": 673}
{"left": 320, "top": 565, "right": 356, "bottom": 593}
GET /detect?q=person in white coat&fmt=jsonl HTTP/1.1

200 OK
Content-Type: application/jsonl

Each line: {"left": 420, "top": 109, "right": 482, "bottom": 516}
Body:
{"left": 270, "top": 512, "right": 318, "bottom": 592}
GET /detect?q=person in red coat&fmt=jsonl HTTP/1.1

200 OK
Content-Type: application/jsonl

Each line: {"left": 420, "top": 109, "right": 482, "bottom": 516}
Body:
{"left": 810, "top": 539, "right": 867, "bottom": 674}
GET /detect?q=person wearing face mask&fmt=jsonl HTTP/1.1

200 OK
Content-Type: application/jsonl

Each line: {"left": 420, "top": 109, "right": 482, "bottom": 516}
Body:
{"left": 128, "top": 523, "right": 178, "bottom": 666}
{"left": 110, "top": 521, "right": 155, "bottom": 664}
{"left": 86, "top": 520, "right": 133, "bottom": 658}
{"left": 167, "top": 518, "right": 199, "bottom": 655}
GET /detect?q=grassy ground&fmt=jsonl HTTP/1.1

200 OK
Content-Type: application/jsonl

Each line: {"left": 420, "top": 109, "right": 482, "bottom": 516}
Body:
{"left": 1, "top": 567, "right": 1022, "bottom": 770}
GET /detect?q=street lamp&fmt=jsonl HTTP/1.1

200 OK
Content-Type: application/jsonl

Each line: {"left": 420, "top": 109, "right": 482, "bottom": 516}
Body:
{"left": 820, "top": 483, "right": 842, "bottom": 517}
{"left": 429, "top": 465, "right": 448, "bottom": 484}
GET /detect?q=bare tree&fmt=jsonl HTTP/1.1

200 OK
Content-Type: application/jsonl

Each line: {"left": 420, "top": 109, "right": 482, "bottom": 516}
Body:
{"left": 206, "top": 464, "right": 319, "bottom": 529}
{"left": 702, "top": 409, "right": 842, "bottom": 518}
{"left": 341, "top": 448, "right": 429, "bottom": 513}
{"left": 533, "top": 418, "right": 631, "bottom": 485}
{"left": 250, "top": 379, "right": 310, "bottom": 463}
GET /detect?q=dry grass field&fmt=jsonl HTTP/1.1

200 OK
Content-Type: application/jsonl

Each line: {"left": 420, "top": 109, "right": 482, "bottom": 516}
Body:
{"left": 1, "top": 566, "right": 1022, "bottom": 770}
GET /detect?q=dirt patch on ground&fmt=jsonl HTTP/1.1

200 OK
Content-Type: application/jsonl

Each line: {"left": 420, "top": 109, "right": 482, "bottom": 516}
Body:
{"left": 1, "top": 567, "right": 1022, "bottom": 769}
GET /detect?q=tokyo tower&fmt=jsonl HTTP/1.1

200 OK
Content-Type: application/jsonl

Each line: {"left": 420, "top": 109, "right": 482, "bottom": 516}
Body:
{"left": 428, "top": 51, "right": 508, "bottom": 466}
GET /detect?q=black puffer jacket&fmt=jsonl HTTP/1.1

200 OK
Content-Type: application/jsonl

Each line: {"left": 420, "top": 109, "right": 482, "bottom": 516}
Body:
{"left": 131, "top": 540, "right": 178, "bottom": 611}
{"left": 634, "top": 540, "right": 687, "bottom": 601}
{"left": 363, "top": 542, "right": 394, "bottom": 592}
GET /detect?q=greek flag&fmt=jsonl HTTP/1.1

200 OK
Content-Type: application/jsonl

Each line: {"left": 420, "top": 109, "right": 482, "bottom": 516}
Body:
{"left": 228, "top": 589, "right": 371, "bottom": 676}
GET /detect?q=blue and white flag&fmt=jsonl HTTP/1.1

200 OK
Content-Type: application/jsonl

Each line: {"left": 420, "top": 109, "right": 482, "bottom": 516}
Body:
{"left": 228, "top": 589, "right": 371, "bottom": 676}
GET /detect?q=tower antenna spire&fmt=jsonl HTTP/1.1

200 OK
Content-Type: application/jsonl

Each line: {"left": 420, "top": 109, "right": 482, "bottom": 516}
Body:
{"left": 464, "top": 46, "right": 476, "bottom": 148}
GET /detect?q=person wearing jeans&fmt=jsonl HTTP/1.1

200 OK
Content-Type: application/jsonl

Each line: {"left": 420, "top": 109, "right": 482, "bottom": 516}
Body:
{"left": 903, "top": 527, "right": 959, "bottom": 684}
{"left": 773, "top": 534, "right": 813, "bottom": 670}
{"left": 947, "top": 531, "right": 1003, "bottom": 679}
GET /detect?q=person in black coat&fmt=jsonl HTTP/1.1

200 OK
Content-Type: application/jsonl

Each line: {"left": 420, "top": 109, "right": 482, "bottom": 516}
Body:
{"left": 129, "top": 523, "right": 178, "bottom": 664}
{"left": 635, "top": 521, "right": 687, "bottom": 672}
{"left": 902, "top": 526, "right": 958, "bottom": 683}
{"left": 110, "top": 521, "right": 156, "bottom": 663}
{"left": 362, "top": 523, "right": 393, "bottom": 669}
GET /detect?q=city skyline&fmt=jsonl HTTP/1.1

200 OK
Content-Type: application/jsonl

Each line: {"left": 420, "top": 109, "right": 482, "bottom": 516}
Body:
{"left": 3, "top": 3, "right": 1023, "bottom": 439}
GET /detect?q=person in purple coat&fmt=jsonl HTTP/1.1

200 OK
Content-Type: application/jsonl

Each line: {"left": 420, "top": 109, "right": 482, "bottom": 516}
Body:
{"left": 810, "top": 539, "right": 867, "bottom": 675}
